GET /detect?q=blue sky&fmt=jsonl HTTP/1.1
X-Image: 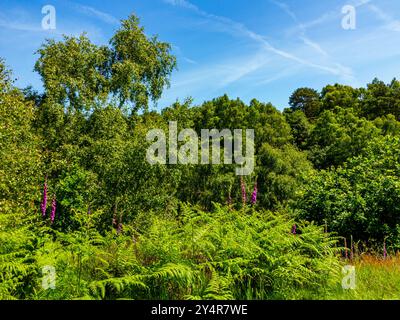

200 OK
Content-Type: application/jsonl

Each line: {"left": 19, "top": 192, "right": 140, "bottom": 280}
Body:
{"left": 1, "top": 0, "right": 400, "bottom": 110}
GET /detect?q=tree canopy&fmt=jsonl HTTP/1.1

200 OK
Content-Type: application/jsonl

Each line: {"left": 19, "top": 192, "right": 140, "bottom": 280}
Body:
{"left": 34, "top": 14, "right": 176, "bottom": 113}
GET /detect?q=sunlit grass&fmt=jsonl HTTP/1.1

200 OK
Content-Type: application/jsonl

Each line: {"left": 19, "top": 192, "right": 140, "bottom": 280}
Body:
{"left": 323, "top": 254, "right": 400, "bottom": 300}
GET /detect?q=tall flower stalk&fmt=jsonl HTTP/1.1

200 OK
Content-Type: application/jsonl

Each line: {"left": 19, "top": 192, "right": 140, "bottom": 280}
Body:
{"left": 117, "top": 214, "right": 123, "bottom": 235}
{"left": 50, "top": 195, "right": 56, "bottom": 224}
{"left": 40, "top": 178, "right": 48, "bottom": 217}
{"left": 251, "top": 182, "right": 257, "bottom": 205}
{"left": 112, "top": 202, "right": 118, "bottom": 229}
{"left": 240, "top": 177, "right": 247, "bottom": 206}
{"left": 291, "top": 224, "right": 297, "bottom": 235}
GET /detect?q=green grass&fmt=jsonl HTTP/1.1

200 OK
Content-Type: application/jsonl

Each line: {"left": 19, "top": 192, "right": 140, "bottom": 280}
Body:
{"left": 321, "top": 255, "right": 400, "bottom": 300}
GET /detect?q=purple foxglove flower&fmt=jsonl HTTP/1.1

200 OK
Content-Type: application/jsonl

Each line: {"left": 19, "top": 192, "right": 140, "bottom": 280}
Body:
{"left": 40, "top": 180, "right": 48, "bottom": 217}
{"left": 344, "top": 238, "right": 348, "bottom": 260}
{"left": 291, "top": 224, "right": 297, "bottom": 235}
{"left": 50, "top": 195, "right": 56, "bottom": 224}
{"left": 241, "top": 178, "right": 247, "bottom": 205}
{"left": 251, "top": 183, "right": 257, "bottom": 205}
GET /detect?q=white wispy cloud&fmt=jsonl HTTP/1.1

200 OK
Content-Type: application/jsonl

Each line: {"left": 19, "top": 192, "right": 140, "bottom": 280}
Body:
{"left": 171, "top": 51, "right": 271, "bottom": 89}
{"left": 159, "top": 49, "right": 275, "bottom": 107}
{"left": 183, "top": 57, "right": 197, "bottom": 64}
{"left": 72, "top": 3, "right": 120, "bottom": 25}
{"left": 268, "top": 0, "right": 393, "bottom": 84}
{"left": 269, "top": 0, "right": 297, "bottom": 22}
{"left": 295, "top": 12, "right": 336, "bottom": 33}
{"left": 367, "top": 3, "right": 400, "bottom": 32}
{"left": 291, "top": 0, "right": 371, "bottom": 34}
{"left": 0, "top": 8, "right": 42, "bottom": 32}
{"left": 299, "top": 36, "right": 329, "bottom": 57}
{"left": 164, "top": 0, "right": 198, "bottom": 11}
{"left": 0, "top": 5, "right": 104, "bottom": 38}
{"left": 254, "top": 66, "right": 300, "bottom": 86}
{"left": 0, "top": 18, "right": 42, "bottom": 32}
{"left": 163, "top": 0, "right": 353, "bottom": 80}
{"left": 219, "top": 53, "right": 272, "bottom": 87}
{"left": 172, "top": 45, "right": 197, "bottom": 65}
{"left": 0, "top": 10, "right": 63, "bottom": 35}
{"left": 268, "top": 0, "right": 330, "bottom": 57}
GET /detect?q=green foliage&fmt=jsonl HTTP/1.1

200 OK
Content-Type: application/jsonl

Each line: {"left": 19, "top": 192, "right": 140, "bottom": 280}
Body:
{"left": 296, "top": 136, "right": 400, "bottom": 245}
{"left": 256, "top": 144, "right": 313, "bottom": 210}
{"left": 35, "top": 14, "right": 176, "bottom": 113}
{"left": 361, "top": 78, "right": 400, "bottom": 120}
{"left": 0, "top": 205, "right": 341, "bottom": 300}
{"left": 320, "top": 84, "right": 361, "bottom": 113}
{"left": 289, "top": 87, "right": 321, "bottom": 119}
{"left": 109, "top": 15, "right": 177, "bottom": 111}
{"left": 307, "top": 107, "right": 380, "bottom": 168}
{"left": 0, "top": 60, "right": 42, "bottom": 212}
{"left": 373, "top": 114, "right": 400, "bottom": 136}
{"left": 35, "top": 34, "right": 110, "bottom": 111}
{"left": 0, "top": 212, "right": 38, "bottom": 299}
{"left": 2, "top": 11, "right": 400, "bottom": 301}
{"left": 283, "top": 108, "right": 311, "bottom": 148}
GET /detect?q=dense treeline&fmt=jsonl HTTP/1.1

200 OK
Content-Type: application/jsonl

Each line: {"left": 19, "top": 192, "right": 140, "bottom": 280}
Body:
{"left": 1, "top": 14, "right": 400, "bottom": 300}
